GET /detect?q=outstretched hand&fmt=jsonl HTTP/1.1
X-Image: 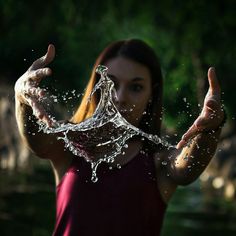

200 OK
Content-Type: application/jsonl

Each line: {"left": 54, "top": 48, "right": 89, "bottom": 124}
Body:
{"left": 15, "top": 44, "right": 55, "bottom": 126}
{"left": 177, "top": 67, "right": 225, "bottom": 149}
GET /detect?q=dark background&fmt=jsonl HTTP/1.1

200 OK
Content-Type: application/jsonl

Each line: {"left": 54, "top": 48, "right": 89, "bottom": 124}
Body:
{"left": 0, "top": 0, "right": 236, "bottom": 235}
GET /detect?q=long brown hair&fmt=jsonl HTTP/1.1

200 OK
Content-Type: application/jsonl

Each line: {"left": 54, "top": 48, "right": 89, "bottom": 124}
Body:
{"left": 71, "top": 39, "right": 163, "bottom": 137}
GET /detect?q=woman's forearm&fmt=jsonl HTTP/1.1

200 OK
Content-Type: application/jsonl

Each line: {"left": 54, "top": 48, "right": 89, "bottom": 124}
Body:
{"left": 168, "top": 129, "right": 221, "bottom": 185}
{"left": 15, "top": 99, "right": 40, "bottom": 139}
{"left": 15, "top": 97, "right": 61, "bottom": 159}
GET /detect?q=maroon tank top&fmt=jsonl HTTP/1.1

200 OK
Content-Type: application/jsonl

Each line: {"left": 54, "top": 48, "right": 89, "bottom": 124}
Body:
{"left": 53, "top": 152, "right": 167, "bottom": 236}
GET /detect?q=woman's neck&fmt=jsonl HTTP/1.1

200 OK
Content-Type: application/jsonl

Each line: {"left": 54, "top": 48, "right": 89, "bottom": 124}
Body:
{"left": 110, "top": 139, "right": 143, "bottom": 167}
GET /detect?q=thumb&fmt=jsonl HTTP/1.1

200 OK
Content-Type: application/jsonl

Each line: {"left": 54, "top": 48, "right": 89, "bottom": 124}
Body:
{"left": 208, "top": 67, "right": 221, "bottom": 95}
{"left": 30, "top": 44, "right": 56, "bottom": 70}
{"left": 45, "top": 44, "right": 55, "bottom": 64}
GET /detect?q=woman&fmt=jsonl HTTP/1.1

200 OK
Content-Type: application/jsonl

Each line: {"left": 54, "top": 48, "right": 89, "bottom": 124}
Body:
{"left": 15, "top": 39, "right": 225, "bottom": 236}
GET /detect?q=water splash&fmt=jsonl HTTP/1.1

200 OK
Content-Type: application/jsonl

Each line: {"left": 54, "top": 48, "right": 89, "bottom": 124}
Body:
{"left": 39, "top": 65, "right": 174, "bottom": 182}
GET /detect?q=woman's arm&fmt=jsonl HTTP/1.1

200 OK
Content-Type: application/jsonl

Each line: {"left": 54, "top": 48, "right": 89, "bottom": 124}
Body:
{"left": 166, "top": 67, "right": 225, "bottom": 185}
{"left": 15, "top": 44, "right": 65, "bottom": 161}
{"left": 166, "top": 128, "right": 221, "bottom": 185}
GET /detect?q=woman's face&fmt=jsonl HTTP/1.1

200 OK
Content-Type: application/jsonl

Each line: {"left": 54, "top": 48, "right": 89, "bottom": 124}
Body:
{"left": 105, "top": 56, "right": 152, "bottom": 127}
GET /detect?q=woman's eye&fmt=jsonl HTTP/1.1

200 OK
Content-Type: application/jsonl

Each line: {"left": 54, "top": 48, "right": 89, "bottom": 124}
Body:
{"left": 130, "top": 84, "right": 143, "bottom": 92}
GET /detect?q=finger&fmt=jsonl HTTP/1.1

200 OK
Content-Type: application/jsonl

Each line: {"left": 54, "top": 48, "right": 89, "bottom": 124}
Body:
{"left": 29, "top": 68, "right": 52, "bottom": 83}
{"left": 197, "top": 106, "right": 224, "bottom": 131}
{"left": 27, "top": 97, "right": 54, "bottom": 127}
{"left": 24, "top": 87, "right": 46, "bottom": 99}
{"left": 27, "top": 97, "right": 46, "bottom": 119}
{"left": 205, "top": 98, "right": 220, "bottom": 111}
{"left": 194, "top": 116, "right": 214, "bottom": 132}
{"left": 176, "top": 139, "right": 186, "bottom": 149}
{"left": 203, "top": 98, "right": 221, "bottom": 116}
{"left": 30, "top": 44, "right": 55, "bottom": 70}
{"left": 179, "top": 123, "right": 201, "bottom": 147}
{"left": 208, "top": 67, "right": 221, "bottom": 95}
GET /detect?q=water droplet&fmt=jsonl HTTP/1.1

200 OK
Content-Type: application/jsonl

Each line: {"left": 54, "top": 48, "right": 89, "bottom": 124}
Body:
{"left": 161, "top": 161, "right": 168, "bottom": 166}
{"left": 91, "top": 176, "right": 98, "bottom": 183}
{"left": 116, "top": 164, "right": 121, "bottom": 169}
{"left": 38, "top": 64, "right": 174, "bottom": 182}
{"left": 184, "top": 155, "right": 188, "bottom": 161}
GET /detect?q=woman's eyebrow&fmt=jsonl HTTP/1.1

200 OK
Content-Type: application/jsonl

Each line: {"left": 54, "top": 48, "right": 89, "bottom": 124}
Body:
{"left": 132, "top": 77, "right": 144, "bottom": 82}
{"left": 107, "top": 74, "right": 145, "bottom": 82}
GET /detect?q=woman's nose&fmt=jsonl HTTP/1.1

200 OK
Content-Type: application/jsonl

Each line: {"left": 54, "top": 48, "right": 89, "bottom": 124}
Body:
{"left": 113, "top": 87, "right": 127, "bottom": 105}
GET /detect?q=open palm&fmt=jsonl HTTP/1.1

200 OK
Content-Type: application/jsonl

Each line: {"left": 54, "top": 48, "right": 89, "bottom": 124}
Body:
{"left": 177, "top": 67, "right": 225, "bottom": 149}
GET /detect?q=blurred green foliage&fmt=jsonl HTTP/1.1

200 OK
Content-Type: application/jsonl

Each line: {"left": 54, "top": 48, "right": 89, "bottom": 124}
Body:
{"left": 0, "top": 2, "right": 235, "bottom": 234}
{"left": 0, "top": 0, "right": 235, "bottom": 134}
